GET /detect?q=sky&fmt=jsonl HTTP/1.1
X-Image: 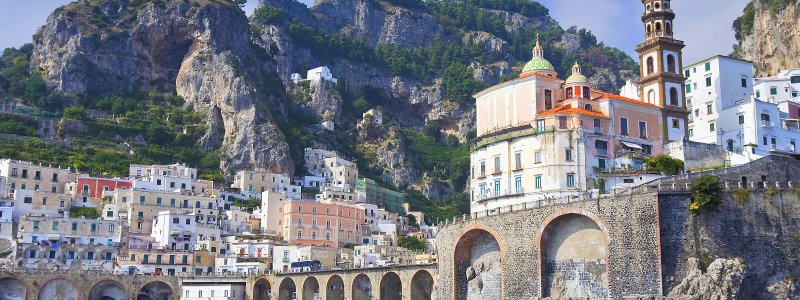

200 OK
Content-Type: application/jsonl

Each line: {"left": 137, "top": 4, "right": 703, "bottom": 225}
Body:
{"left": 0, "top": 0, "right": 748, "bottom": 64}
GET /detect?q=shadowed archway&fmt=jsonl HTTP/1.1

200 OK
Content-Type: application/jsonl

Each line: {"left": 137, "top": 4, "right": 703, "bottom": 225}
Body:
{"left": 326, "top": 275, "right": 344, "bottom": 300}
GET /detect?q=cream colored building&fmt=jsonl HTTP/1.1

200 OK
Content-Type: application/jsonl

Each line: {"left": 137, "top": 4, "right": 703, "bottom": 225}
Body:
{"left": 303, "top": 148, "right": 358, "bottom": 186}
{"left": 12, "top": 189, "right": 72, "bottom": 219}
{"left": 103, "top": 188, "right": 219, "bottom": 235}
{"left": 0, "top": 159, "right": 76, "bottom": 194}
{"left": 469, "top": 37, "right": 682, "bottom": 214}
{"left": 232, "top": 171, "right": 300, "bottom": 199}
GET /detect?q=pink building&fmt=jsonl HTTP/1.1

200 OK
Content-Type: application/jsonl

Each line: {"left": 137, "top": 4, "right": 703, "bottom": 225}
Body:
{"left": 74, "top": 177, "right": 133, "bottom": 199}
{"left": 282, "top": 199, "right": 364, "bottom": 247}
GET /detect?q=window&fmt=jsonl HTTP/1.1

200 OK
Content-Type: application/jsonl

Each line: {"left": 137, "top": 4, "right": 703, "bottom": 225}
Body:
{"left": 756, "top": 90, "right": 761, "bottom": 98}
{"left": 704, "top": 62, "right": 711, "bottom": 71}
{"left": 297, "top": 230, "right": 302, "bottom": 239}
{"left": 669, "top": 88, "right": 679, "bottom": 106}
{"left": 771, "top": 136, "right": 777, "bottom": 145}
{"left": 584, "top": 103, "right": 593, "bottom": 111}
{"left": 738, "top": 115, "right": 745, "bottom": 124}
{"left": 686, "top": 84, "right": 691, "bottom": 93}
{"left": 639, "top": 121, "right": 647, "bottom": 139}
{"left": 706, "top": 104, "right": 713, "bottom": 114}
{"left": 170, "top": 199, "right": 175, "bottom": 207}
{"left": 10, "top": 168, "right": 16, "bottom": 177}
{"left": 642, "top": 144, "right": 652, "bottom": 155}
{"left": 593, "top": 119, "right": 601, "bottom": 132}
{"left": 493, "top": 179, "right": 500, "bottom": 196}
{"left": 566, "top": 87, "right": 573, "bottom": 99}
{"left": 106, "top": 211, "right": 113, "bottom": 218}
{"left": 493, "top": 156, "right": 501, "bottom": 174}
{"left": 667, "top": 55, "right": 676, "bottom": 73}
{"left": 535, "top": 175, "right": 542, "bottom": 189}
{"left": 559, "top": 116, "right": 568, "bottom": 129}
{"left": 709, "top": 123, "right": 715, "bottom": 132}
{"left": 108, "top": 224, "right": 115, "bottom": 232}
{"left": 761, "top": 113, "right": 771, "bottom": 122}
{"left": 156, "top": 197, "right": 162, "bottom": 206}
{"left": 565, "top": 148, "right": 573, "bottom": 162}
{"left": 514, "top": 152, "right": 522, "bottom": 170}
{"left": 583, "top": 86, "right": 590, "bottom": 99}
{"left": 620, "top": 118, "right": 629, "bottom": 136}
{"left": 741, "top": 78, "right": 748, "bottom": 88}
{"left": 705, "top": 77, "right": 712, "bottom": 87}
{"left": 595, "top": 140, "right": 608, "bottom": 156}
{"left": 566, "top": 174, "right": 575, "bottom": 187}
{"left": 770, "top": 86, "right": 778, "bottom": 95}
{"left": 762, "top": 135, "right": 768, "bottom": 146}
{"left": 544, "top": 89, "right": 553, "bottom": 110}
{"left": 684, "top": 70, "right": 690, "bottom": 77}
{"left": 689, "top": 128, "right": 694, "bottom": 137}
{"left": 24, "top": 197, "right": 32, "bottom": 204}
{"left": 52, "top": 222, "right": 58, "bottom": 230}
{"left": 139, "top": 196, "right": 145, "bottom": 205}
{"left": 514, "top": 176, "right": 522, "bottom": 193}
{"left": 694, "top": 109, "right": 699, "bottom": 117}
{"left": 21, "top": 169, "right": 27, "bottom": 178}
{"left": 646, "top": 57, "right": 654, "bottom": 74}
{"left": 536, "top": 119, "right": 546, "bottom": 132}
{"left": 534, "top": 151, "right": 542, "bottom": 164}
{"left": 792, "top": 76, "right": 800, "bottom": 84}
{"left": 479, "top": 161, "right": 485, "bottom": 177}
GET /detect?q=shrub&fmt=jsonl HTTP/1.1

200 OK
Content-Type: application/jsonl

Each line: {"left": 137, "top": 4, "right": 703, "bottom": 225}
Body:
{"left": 766, "top": 188, "right": 779, "bottom": 198}
{"left": 397, "top": 236, "right": 427, "bottom": 252}
{"left": 734, "top": 188, "right": 750, "bottom": 202}
{"left": 69, "top": 206, "right": 100, "bottom": 219}
{"left": 63, "top": 106, "right": 86, "bottom": 120}
{"left": 690, "top": 175, "right": 721, "bottom": 210}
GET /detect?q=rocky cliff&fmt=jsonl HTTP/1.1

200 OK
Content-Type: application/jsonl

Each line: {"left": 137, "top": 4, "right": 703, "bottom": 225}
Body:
{"left": 31, "top": 0, "right": 293, "bottom": 174}
{"left": 735, "top": 0, "right": 800, "bottom": 76}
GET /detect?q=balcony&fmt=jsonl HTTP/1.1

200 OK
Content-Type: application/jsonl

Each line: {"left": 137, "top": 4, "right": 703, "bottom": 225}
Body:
{"left": 512, "top": 164, "right": 523, "bottom": 172}
{"left": 491, "top": 169, "right": 501, "bottom": 175}
{"left": 761, "top": 120, "right": 775, "bottom": 128}
{"left": 594, "top": 126, "right": 603, "bottom": 134}
{"left": 615, "top": 150, "right": 650, "bottom": 161}
{"left": 476, "top": 188, "right": 525, "bottom": 202}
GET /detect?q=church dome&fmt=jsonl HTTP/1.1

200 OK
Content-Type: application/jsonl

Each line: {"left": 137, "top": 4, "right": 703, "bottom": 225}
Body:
{"left": 520, "top": 37, "right": 557, "bottom": 76}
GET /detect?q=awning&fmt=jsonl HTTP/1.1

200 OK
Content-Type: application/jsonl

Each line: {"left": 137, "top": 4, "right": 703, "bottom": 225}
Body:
{"left": 620, "top": 141, "right": 643, "bottom": 149}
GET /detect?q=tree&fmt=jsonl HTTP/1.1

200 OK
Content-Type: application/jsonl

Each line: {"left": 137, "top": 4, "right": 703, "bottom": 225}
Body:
{"left": 646, "top": 154, "right": 684, "bottom": 175}
{"left": 397, "top": 236, "right": 427, "bottom": 252}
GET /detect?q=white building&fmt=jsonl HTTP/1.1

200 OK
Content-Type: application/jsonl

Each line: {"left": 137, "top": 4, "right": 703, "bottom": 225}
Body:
{"left": 307, "top": 66, "right": 337, "bottom": 84}
{"left": 129, "top": 163, "right": 197, "bottom": 180}
{"left": 294, "top": 175, "right": 326, "bottom": 188}
{"left": 685, "top": 56, "right": 800, "bottom": 158}
{"left": 259, "top": 191, "right": 287, "bottom": 236}
{"left": 181, "top": 283, "right": 246, "bottom": 300}
{"left": 150, "top": 211, "right": 222, "bottom": 253}
{"left": 290, "top": 73, "right": 303, "bottom": 82}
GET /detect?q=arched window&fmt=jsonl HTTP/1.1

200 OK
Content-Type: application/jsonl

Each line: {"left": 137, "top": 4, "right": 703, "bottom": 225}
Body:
{"left": 669, "top": 87, "right": 679, "bottom": 106}
{"left": 566, "top": 87, "right": 574, "bottom": 99}
{"left": 666, "top": 22, "right": 672, "bottom": 36}
{"left": 655, "top": 22, "right": 662, "bottom": 34}
{"left": 664, "top": 1, "right": 670, "bottom": 9}
{"left": 646, "top": 24, "right": 652, "bottom": 36}
{"left": 584, "top": 104, "right": 593, "bottom": 111}
{"left": 654, "top": 1, "right": 661, "bottom": 9}
{"left": 646, "top": 57, "right": 654, "bottom": 74}
{"left": 646, "top": 4, "right": 651, "bottom": 12}
{"left": 647, "top": 90, "right": 656, "bottom": 104}
{"left": 727, "top": 139, "right": 734, "bottom": 152}
{"left": 667, "top": 55, "right": 676, "bottom": 73}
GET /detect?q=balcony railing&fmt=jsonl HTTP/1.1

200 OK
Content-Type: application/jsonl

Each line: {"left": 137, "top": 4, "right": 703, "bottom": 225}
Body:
{"left": 761, "top": 120, "right": 775, "bottom": 127}
{"left": 476, "top": 188, "right": 525, "bottom": 202}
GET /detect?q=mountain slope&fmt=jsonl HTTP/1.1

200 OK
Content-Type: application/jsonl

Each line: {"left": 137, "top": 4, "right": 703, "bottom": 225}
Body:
{"left": 734, "top": 0, "right": 800, "bottom": 76}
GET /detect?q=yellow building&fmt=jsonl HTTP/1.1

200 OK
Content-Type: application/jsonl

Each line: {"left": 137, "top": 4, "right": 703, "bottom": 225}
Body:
{"left": 104, "top": 189, "right": 219, "bottom": 235}
{"left": 0, "top": 159, "right": 76, "bottom": 194}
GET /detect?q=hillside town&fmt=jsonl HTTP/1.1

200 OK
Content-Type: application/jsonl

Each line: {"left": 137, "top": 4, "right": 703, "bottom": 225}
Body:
{"left": 0, "top": 146, "right": 438, "bottom": 277}
{"left": 4, "top": 0, "right": 800, "bottom": 299}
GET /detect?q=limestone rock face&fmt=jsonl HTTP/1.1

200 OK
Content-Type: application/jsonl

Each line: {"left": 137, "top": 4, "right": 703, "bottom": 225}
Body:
{"left": 312, "top": 0, "right": 442, "bottom": 49}
{"left": 463, "top": 31, "right": 510, "bottom": 56}
{"left": 667, "top": 257, "right": 745, "bottom": 299}
{"left": 739, "top": 0, "right": 800, "bottom": 76}
{"left": 31, "top": 0, "right": 293, "bottom": 174}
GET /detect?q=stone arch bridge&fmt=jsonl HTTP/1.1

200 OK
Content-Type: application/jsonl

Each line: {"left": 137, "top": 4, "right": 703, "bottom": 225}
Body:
{"left": 0, "top": 269, "right": 181, "bottom": 299}
{"left": 246, "top": 264, "right": 436, "bottom": 300}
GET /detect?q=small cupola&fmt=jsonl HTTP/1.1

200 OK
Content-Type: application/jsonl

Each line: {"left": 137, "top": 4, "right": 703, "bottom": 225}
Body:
{"left": 520, "top": 35, "right": 558, "bottom": 78}
{"left": 564, "top": 62, "right": 592, "bottom": 99}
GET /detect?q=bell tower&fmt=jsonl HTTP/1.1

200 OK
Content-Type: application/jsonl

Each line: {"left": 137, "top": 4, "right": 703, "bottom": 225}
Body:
{"left": 636, "top": 0, "right": 688, "bottom": 142}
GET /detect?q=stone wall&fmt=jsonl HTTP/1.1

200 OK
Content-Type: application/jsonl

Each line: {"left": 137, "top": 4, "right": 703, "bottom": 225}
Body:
{"left": 0, "top": 269, "right": 181, "bottom": 300}
{"left": 665, "top": 140, "right": 727, "bottom": 172}
{"left": 660, "top": 188, "right": 800, "bottom": 298}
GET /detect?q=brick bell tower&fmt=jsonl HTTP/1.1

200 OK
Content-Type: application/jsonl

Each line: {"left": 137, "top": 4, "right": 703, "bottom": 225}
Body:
{"left": 636, "top": 0, "right": 688, "bottom": 142}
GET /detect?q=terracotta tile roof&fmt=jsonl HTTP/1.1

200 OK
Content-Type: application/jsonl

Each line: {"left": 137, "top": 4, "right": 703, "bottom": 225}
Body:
{"left": 592, "top": 91, "right": 659, "bottom": 108}
{"left": 538, "top": 104, "right": 608, "bottom": 118}
{"left": 518, "top": 71, "right": 560, "bottom": 80}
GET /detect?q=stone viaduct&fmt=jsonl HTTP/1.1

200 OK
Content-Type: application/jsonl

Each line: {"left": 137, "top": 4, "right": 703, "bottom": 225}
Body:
{"left": 0, "top": 269, "right": 180, "bottom": 300}
{"left": 246, "top": 264, "right": 436, "bottom": 300}
{"left": 433, "top": 154, "right": 800, "bottom": 299}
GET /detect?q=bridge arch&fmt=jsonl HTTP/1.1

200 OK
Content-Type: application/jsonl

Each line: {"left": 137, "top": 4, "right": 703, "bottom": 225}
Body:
{"left": 537, "top": 210, "right": 610, "bottom": 299}
{"left": 379, "top": 272, "right": 402, "bottom": 300}
{"left": 253, "top": 277, "right": 272, "bottom": 300}
{"left": 88, "top": 279, "right": 127, "bottom": 300}
{"left": 326, "top": 275, "right": 345, "bottom": 300}
{"left": 453, "top": 225, "right": 504, "bottom": 300}
{"left": 0, "top": 275, "right": 29, "bottom": 300}
{"left": 38, "top": 278, "right": 79, "bottom": 300}
{"left": 137, "top": 280, "right": 173, "bottom": 300}
{"left": 302, "top": 276, "right": 320, "bottom": 300}
{"left": 410, "top": 270, "right": 433, "bottom": 300}
{"left": 351, "top": 273, "right": 372, "bottom": 300}
{"left": 278, "top": 277, "right": 297, "bottom": 300}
